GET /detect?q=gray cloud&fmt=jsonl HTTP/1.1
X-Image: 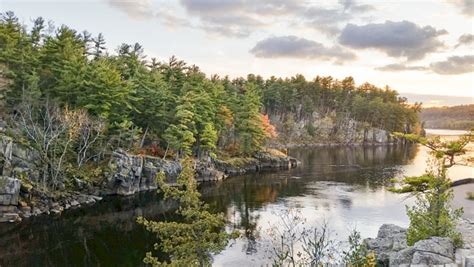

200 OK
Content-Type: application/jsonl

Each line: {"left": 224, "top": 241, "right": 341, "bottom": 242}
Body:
{"left": 455, "top": 34, "right": 474, "bottom": 48}
{"left": 295, "top": 0, "right": 375, "bottom": 35}
{"left": 250, "top": 35, "right": 356, "bottom": 63}
{"left": 448, "top": 0, "right": 474, "bottom": 16}
{"left": 107, "top": 0, "right": 154, "bottom": 20}
{"left": 376, "top": 55, "right": 474, "bottom": 75}
{"left": 430, "top": 55, "right": 474, "bottom": 75}
{"left": 179, "top": 0, "right": 267, "bottom": 37}
{"left": 339, "top": 20, "right": 447, "bottom": 60}
{"left": 376, "top": 64, "right": 428, "bottom": 72}
{"left": 178, "top": 0, "right": 374, "bottom": 37}
{"left": 339, "top": 0, "right": 374, "bottom": 13}
{"left": 106, "top": 0, "right": 375, "bottom": 38}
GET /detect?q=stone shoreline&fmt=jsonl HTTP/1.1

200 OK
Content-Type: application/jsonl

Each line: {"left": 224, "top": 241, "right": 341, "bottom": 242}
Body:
{"left": 365, "top": 221, "right": 474, "bottom": 266}
{"left": 0, "top": 149, "right": 300, "bottom": 223}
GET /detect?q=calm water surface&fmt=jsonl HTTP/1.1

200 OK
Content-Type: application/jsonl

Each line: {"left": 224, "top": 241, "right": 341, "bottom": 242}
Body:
{"left": 0, "top": 142, "right": 472, "bottom": 266}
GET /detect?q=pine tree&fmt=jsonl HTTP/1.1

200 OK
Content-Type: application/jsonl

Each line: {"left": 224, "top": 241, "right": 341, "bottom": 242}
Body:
{"left": 137, "top": 158, "right": 235, "bottom": 266}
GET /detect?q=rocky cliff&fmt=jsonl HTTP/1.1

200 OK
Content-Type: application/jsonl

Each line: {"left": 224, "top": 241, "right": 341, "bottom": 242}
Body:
{"left": 269, "top": 111, "right": 398, "bottom": 146}
{"left": 0, "top": 135, "right": 299, "bottom": 222}
{"left": 106, "top": 149, "right": 299, "bottom": 195}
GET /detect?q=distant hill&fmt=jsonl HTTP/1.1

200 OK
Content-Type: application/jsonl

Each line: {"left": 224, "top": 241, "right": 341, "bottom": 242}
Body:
{"left": 420, "top": 104, "right": 474, "bottom": 130}
{"left": 402, "top": 93, "right": 474, "bottom": 107}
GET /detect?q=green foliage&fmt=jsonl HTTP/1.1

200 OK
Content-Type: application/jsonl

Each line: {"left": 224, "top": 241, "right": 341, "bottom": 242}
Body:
{"left": 305, "top": 123, "right": 316, "bottom": 137}
{"left": 390, "top": 132, "right": 470, "bottom": 247}
{"left": 405, "top": 173, "right": 463, "bottom": 246}
{"left": 235, "top": 84, "right": 267, "bottom": 155}
{"left": 393, "top": 131, "right": 471, "bottom": 167}
{"left": 200, "top": 123, "right": 218, "bottom": 158}
{"left": 343, "top": 229, "right": 375, "bottom": 267}
{"left": 262, "top": 76, "right": 420, "bottom": 134}
{"left": 137, "top": 158, "right": 235, "bottom": 266}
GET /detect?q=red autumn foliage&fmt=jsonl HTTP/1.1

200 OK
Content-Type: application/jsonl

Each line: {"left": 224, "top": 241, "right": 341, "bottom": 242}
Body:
{"left": 260, "top": 113, "right": 278, "bottom": 139}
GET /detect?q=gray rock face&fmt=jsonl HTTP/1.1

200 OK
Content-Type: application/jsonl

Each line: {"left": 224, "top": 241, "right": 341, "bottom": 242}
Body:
{"left": 389, "top": 246, "right": 415, "bottom": 266}
{"left": 0, "top": 176, "right": 20, "bottom": 205}
{"left": 107, "top": 150, "right": 183, "bottom": 195}
{"left": 268, "top": 111, "right": 397, "bottom": 145}
{"left": 1, "top": 135, "right": 41, "bottom": 183}
{"left": 106, "top": 150, "right": 299, "bottom": 196}
{"left": 366, "top": 224, "right": 457, "bottom": 266}
{"left": 411, "top": 237, "right": 454, "bottom": 265}
{"left": 0, "top": 176, "right": 21, "bottom": 222}
{"left": 365, "top": 224, "right": 408, "bottom": 265}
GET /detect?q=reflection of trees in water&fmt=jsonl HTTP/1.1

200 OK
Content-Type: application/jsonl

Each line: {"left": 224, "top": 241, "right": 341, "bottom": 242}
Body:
{"left": 0, "top": 145, "right": 421, "bottom": 266}
{"left": 288, "top": 144, "right": 419, "bottom": 188}
{"left": 0, "top": 193, "right": 178, "bottom": 266}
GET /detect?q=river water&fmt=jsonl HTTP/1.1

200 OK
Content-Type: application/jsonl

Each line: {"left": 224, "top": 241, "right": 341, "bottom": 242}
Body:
{"left": 0, "top": 130, "right": 472, "bottom": 266}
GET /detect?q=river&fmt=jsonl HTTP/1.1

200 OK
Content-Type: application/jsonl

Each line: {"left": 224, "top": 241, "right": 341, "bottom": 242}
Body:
{"left": 0, "top": 130, "right": 472, "bottom": 266}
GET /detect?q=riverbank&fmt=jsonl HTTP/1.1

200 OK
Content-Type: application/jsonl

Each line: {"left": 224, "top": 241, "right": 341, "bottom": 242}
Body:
{"left": 0, "top": 147, "right": 299, "bottom": 223}
{"left": 0, "top": 145, "right": 471, "bottom": 266}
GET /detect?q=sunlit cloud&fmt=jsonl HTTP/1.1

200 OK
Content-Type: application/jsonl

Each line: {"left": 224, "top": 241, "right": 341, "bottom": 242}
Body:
{"left": 375, "top": 64, "right": 428, "bottom": 72}
{"left": 107, "top": 0, "right": 154, "bottom": 20}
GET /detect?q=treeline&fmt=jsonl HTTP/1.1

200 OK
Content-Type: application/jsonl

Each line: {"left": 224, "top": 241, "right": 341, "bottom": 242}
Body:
{"left": 0, "top": 12, "right": 419, "bottom": 190}
{"left": 259, "top": 75, "right": 420, "bottom": 133}
{"left": 420, "top": 105, "right": 474, "bottom": 130}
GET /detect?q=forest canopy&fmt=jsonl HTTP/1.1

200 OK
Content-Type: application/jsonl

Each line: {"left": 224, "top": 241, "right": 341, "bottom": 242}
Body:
{"left": 0, "top": 11, "right": 420, "bottom": 160}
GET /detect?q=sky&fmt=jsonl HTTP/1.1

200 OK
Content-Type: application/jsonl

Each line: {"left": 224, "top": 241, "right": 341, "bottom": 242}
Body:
{"left": 1, "top": 0, "right": 474, "bottom": 106}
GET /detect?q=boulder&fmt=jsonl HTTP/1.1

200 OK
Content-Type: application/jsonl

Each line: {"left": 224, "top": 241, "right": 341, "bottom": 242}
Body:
{"left": 411, "top": 237, "right": 454, "bottom": 265}
{"left": 367, "top": 224, "right": 457, "bottom": 266}
{"left": 365, "top": 224, "right": 408, "bottom": 265}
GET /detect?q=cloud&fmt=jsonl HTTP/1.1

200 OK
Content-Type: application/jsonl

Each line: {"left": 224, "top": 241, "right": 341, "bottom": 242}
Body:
{"left": 455, "top": 34, "right": 474, "bottom": 48}
{"left": 376, "top": 55, "right": 474, "bottom": 75}
{"left": 430, "top": 55, "right": 474, "bottom": 75}
{"left": 105, "top": 0, "right": 375, "bottom": 38}
{"left": 250, "top": 35, "right": 356, "bottom": 63}
{"left": 178, "top": 0, "right": 374, "bottom": 37}
{"left": 107, "top": 0, "right": 154, "bottom": 20}
{"left": 339, "top": 0, "right": 374, "bottom": 13}
{"left": 447, "top": 0, "right": 474, "bottom": 16}
{"left": 339, "top": 20, "right": 447, "bottom": 61}
{"left": 376, "top": 64, "right": 428, "bottom": 72}
{"left": 179, "top": 0, "right": 267, "bottom": 37}
{"left": 298, "top": 0, "right": 375, "bottom": 35}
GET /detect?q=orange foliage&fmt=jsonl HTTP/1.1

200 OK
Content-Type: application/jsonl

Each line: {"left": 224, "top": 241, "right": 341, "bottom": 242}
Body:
{"left": 139, "top": 144, "right": 175, "bottom": 158}
{"left": 260, "top": 113, "right": 278, "bottom": 139}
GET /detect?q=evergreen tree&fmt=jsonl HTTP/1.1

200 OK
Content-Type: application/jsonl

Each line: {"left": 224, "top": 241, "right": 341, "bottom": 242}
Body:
{"left": 137, "top": 158, "right": 235, "bottom": 266}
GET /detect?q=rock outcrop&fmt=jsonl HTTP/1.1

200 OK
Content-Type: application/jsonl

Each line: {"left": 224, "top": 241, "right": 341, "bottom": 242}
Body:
{"left": 0, "top": 176, "right": 20, "bottom": 222}
{"left": 364, "top": 224, "right": 408, "bottom": 265}
{"left": 365, "top": 224, "right": 471, "bottom": 266}
{"left": 105, "top": 149, "right": 299, "bottom": 195}
{"left": 1, "top": 132, "right": 300, "bottom": 221}
{"left": 269, "top": 111, "right": 399, "bottom": 146}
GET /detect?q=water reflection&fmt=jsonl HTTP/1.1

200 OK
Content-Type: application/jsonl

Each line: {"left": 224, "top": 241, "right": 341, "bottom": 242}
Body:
{"left": 0, "top": 144, "right": 439, "bottom": 267}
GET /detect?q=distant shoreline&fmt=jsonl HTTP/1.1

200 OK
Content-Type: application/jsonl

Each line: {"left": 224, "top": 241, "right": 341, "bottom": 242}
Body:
{"left": 424, "top": 128, "right": 471, "bottom": 136}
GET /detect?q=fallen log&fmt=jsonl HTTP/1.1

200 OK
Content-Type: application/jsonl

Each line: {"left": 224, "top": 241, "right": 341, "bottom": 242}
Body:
{"left": 451, "top": 178, "right": 474, "bottom": 187}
